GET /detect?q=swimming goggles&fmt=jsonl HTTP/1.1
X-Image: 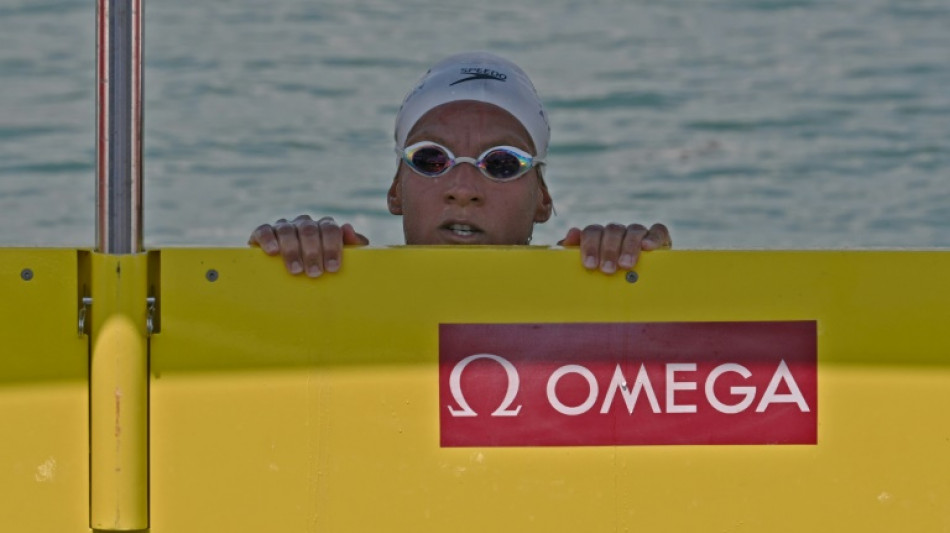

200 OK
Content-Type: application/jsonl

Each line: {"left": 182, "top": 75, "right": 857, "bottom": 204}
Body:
{"left": 397, "top": 141, "right": 544, "bottom": 182}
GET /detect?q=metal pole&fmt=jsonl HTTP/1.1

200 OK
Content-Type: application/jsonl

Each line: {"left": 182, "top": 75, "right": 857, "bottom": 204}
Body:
{"left": 91, "top": 1, "right": 149, "bottom": 530}
{"left": 97, "top": 0, "right": 143, "bottom": 254}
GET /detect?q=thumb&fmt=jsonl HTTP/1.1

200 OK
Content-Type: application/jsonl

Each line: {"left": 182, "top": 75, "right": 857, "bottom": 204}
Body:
{"left": 341, "top": 223, "right": 370, "bottom": 246}
{"left": 559, "top": 227, "right": 582, "bottom": 247}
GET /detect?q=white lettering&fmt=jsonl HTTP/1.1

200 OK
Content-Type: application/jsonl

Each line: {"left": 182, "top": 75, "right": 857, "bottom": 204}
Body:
{"left": 600, "top": 364, "right": 661, "bottom": 414}
{"left": 547, "top": 365, "right": 599, "bottom": 416}
{"left": 446, "top": 356, "right": 811, "bottom": 419}
{"left": 705, "top": 363, "right": 756, "bottom": 414}
{"left": 756, "top": 359, "right": 810, "bottom": 412}
{"left": 447, "top": 354, "right": 522, "bottom": 417}
{"left": 666, "top": 363, "right": 697, "bottom": 413}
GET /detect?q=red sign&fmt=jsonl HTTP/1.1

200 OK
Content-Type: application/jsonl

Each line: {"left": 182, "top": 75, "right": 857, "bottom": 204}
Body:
{"left": 439, "top": 322, "right": 817, "bottom": 447}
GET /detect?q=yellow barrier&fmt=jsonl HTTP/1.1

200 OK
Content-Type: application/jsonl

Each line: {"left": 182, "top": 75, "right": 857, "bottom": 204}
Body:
{"left": 0, "top": 249, "right": 88, "bottom": 532}
{"left": 3, "top": 247, "right": 950, "bottom": 532}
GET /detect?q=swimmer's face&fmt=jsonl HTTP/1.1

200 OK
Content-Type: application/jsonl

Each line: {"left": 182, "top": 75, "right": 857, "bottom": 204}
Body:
{"left": 388, "top": 101, "right": 552, "bottom": 245}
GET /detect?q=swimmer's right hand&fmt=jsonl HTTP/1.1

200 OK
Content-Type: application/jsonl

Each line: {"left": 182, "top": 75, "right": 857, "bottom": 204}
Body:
{"left": 249, "top": 215, "right": 369, "bottom": 277}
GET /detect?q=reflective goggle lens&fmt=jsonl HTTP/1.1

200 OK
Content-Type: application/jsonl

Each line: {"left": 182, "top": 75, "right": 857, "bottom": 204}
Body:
{"left": 409, "top": 145, "right": 452, "bottom": 176}
{"left": 481, "top": 148, "right": 525, "bottom": 180}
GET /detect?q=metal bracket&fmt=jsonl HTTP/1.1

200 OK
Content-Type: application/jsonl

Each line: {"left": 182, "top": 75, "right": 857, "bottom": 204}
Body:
{"left": 79, "top": 297, "right": 93, "bottom": 337}
{"left": 146, "top": 296, "right": 156, "bottom": 336}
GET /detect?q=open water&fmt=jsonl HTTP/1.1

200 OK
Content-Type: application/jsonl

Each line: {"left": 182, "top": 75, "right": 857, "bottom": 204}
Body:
{"left": 1, "top": 0, "right": 948, "bottom": 249}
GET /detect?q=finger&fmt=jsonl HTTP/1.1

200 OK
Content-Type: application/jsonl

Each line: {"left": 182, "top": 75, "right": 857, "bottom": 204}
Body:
{"left": 274, "top": 220, "right": 304, "bottom": 275}
{"left": 248, "top": 224, "right": 280, "bottom": 255}
{"left": 317, "top": 218, "right": 344, "bottom": 274}
{"left": 641, "top": 223, "right": 672, "bottom": 250}
{"left": 296, "top": 218, "right": 327, "bottom": 277}
{"left": 598, "top": 223, "right": 628, "bottom": 274}
{"left": 618, "top": 224, "right": 649, "bottom": 269}
{"left": 579, "top": 225, "right": 604, "bottom": 270}
{"left": 558, "top": 227, "right": 582, "bottom": 247}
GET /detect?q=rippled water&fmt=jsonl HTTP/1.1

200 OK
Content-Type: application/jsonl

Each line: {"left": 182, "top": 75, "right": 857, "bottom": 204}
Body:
{"left": 1, "top": 0, "right": 948, "bottom": 248}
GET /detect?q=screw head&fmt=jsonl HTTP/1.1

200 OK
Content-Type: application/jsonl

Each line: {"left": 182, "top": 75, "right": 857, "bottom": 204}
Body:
{"left": 206, "top": 269, "right": 219, "bottom": 282}
{"left": 625, "top": 271, "right": 638, "bottom": 284}
{"left": 20, "top": 268, "right": 33, "bottom": 281}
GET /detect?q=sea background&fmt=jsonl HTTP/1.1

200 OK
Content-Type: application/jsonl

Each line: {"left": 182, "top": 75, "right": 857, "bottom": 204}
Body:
{"left": 1, "top": 0, "right": 948, "bottom": 249}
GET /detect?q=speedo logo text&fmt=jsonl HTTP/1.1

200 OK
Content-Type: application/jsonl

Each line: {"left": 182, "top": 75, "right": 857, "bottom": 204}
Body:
{"left": 451, "top": 68, "right": 507, "bottom": 85}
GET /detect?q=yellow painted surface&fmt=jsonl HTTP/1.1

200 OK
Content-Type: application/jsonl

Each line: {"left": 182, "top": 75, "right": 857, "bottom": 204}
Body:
{"left": 0, "top": 249, "right": 88, "bottom": 532}
{"left": 89, "top": 253, "right": 149, "bottom": 530}
{"left": 2, "top": 247, "right": 949, "bottom": 531}
{"left": 149, "top": 248, "right": 950, "bottom": 532}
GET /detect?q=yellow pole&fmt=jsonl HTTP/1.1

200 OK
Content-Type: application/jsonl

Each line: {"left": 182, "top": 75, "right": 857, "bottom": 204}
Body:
{"left": 90, "top": 252, "right": 149, "bottom": 530}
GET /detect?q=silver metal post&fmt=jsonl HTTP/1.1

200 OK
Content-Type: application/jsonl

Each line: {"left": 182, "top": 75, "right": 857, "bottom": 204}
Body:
{"left": 97, "top": 0, "right": 143, "bottom": 254}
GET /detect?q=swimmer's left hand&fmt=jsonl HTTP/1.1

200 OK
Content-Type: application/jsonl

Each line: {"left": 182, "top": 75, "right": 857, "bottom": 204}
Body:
{"left": 558, "top": 223, "right": 671, "bottom": 274}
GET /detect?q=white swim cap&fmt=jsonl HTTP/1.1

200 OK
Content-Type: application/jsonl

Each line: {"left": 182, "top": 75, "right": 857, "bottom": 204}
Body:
{"left": 394, "top": 52, "right": 550, "bottom": 159}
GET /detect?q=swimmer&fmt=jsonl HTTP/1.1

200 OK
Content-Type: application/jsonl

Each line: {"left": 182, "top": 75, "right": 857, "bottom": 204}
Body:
{"left": 250, "top": 51, "right": 670, "bottom": 277}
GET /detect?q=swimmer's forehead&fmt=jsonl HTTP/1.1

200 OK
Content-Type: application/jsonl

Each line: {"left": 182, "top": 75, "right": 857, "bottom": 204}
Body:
{"left": 405, "top": 101, "right": 536, "bottom": 153}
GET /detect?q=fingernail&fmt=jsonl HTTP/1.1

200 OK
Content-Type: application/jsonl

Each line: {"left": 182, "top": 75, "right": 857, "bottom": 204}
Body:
{"left": 265, "top": 242, "right": 279, "bottom": 254}
{"left": 325, "top": 259, "right": 339, "bottom": 273}
{"left": 601, "top": 261, "right": 616, "bottom": 274}
{"left": 290, "top": 261, "right": 303, "bottom": 274}
{"left": 619, "top": 254, "right": 634, "bottom": 268}
{"left": 306, "top": 265, "right": 323, "bottom": 278}
{"left": 584, "top": 256, "right": 597, "bottom": 269}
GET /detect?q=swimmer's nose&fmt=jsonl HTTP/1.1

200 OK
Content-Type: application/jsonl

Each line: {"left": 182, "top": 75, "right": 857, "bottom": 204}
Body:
{"left": 443, "top": 162, "right": 484, "bottom": 206}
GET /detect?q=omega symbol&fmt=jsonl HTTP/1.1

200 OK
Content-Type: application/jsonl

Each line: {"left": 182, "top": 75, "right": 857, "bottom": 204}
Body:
{"left": 447, "top": 354, "right": 522, "bottom": 417}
